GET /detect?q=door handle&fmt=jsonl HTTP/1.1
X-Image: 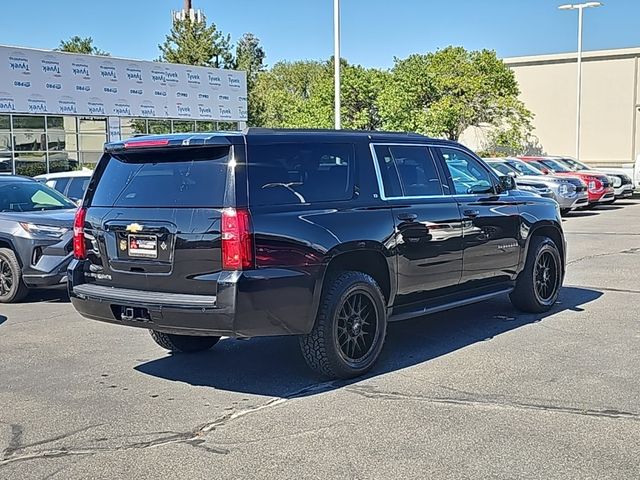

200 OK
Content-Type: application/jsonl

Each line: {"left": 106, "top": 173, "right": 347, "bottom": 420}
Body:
{"left": 463, "top": 209, "right": 480, "bottom": 218}
{"left": 397, "top": 212, "right": 418, "bottom": 222}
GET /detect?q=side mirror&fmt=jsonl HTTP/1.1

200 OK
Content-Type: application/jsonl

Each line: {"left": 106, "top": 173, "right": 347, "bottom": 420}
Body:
{"left": 498, "top": 175, "right": 517, "bottom": 192}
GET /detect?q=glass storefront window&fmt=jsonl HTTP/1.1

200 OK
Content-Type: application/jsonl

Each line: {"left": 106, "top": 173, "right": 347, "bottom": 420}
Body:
{"left": 13, "top": 132, "right": 45, "bottom": 151}
{"left": 47, "top": 116, "right": 64, "bottom": 130}
{"left": 196, "top": 121, "right": 214, "bottom": 132}
{"left": 13, "top": 116, "right": 46, "bottom": 130}
{"left": 0, "top": 133, "right": 11, "bottom": 150}
{"left": 79, "top": 118, "right": 107, "bottom": 133}
{"left": 15, "top": 152, "right": 47, "bottom": 177}
{"left": 0, "top": 115, "right": 10, "bottom": 131}
{"left": 172, "top": 121, "right": 195, "bottom": 133}
{"left": 148, "top": 120, "right": 171, "bottom": 134}
{"left": 79, "top": 134, "right": 107, "bottom": 151}
{"left": 121, "top": 118, "right": 147, "bottom": 139}
{"left": 80, "top": 151, "right": 102, "bottom": 169}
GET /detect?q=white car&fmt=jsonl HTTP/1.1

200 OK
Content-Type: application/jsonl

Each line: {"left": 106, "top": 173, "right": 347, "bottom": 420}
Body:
{"left": 35, "top": 169, "right": 93, "bottom": 203}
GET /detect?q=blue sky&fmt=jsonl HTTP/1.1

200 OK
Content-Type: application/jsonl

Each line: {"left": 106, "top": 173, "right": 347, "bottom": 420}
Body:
{"left": 1, "top": 0, "right": 638, "bottom": 68}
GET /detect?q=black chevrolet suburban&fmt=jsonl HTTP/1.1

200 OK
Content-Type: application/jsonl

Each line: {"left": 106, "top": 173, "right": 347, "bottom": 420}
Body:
{"left": 69, "top": 129, "right": 566, "bottom": 379}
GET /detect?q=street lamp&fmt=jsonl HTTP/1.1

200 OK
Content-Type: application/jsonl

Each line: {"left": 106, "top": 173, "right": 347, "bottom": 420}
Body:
{"left": 558, "top": 2, "right": 603, "bottom": 162}
{"left": 334, "top": 0, "right": 341, "bottom": 130}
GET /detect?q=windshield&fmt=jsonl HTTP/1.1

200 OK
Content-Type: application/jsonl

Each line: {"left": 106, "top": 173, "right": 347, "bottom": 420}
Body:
{"left": 539, "top": 158, "right": 573, "bottom": 173}
{"left": 505, "top": 159, "right": 544, "bottom": 176}
{"left": 0, "top": 181, "right": 76, "bottom": 212}
{"left": 487, "top": 162, "right": 517, "bottom": 176}
{"left": 559, "top": 157, "right": 590, "bottom": 171}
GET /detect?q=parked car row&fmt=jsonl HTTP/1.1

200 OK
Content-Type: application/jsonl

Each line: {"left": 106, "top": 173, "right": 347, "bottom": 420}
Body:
{"left": 484, "top": 156, "right": 635, "bottom": 214}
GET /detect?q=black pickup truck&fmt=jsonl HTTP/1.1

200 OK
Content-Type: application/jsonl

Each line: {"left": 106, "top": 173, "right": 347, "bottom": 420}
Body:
{"left": 69, "top": 129, "right": 566, "bottom": 379}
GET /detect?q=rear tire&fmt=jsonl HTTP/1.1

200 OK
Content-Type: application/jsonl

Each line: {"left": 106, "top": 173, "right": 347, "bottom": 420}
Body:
{"left": 149, "top": 331, "right": 220, "bottom": 353}
{"left": 299, "top": 271, "right": 387, "bottom": 379}
{"left": 0, "top": 248, "right": 28, "bottom": 304}
{"left": 510, "top": 236, "right": 562, "bottom": 313}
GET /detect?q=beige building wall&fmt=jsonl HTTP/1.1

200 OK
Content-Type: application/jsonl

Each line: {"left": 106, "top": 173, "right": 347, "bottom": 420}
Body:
{"left": 462, "top": 48, "right": 640, "bottom": 168}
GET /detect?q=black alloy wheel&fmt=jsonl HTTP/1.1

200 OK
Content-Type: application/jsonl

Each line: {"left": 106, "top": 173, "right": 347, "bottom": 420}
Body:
{"left": 335, "top": 290, "right": 379, "bottom": 365}
{"left": 533, "top": 250, "right": 560, "bottom": 305}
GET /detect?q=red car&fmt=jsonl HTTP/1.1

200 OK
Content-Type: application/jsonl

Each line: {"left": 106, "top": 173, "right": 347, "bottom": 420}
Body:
{"left": 519, "top": 156, "right": 614, "bottom": 206}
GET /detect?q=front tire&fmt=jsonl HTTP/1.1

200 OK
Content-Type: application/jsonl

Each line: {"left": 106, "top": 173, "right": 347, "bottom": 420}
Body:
{"left": 560, "top": 208, "right": 571, "bottom": 216}
{"left": 299, "top": 271, "right": 387, "bottom": 379}
{"left": 149, "top": 331, "right": 220, "bottom": 353}
{"left": 510, "top": 236, "right": 562, "bottom": 313}
{"left": 0, "top": 248, "right": 28, "bottom": 304}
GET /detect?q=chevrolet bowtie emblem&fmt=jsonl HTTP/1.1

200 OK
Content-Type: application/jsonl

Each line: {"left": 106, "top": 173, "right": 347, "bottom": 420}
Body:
{"left": 125, "top": 223, "right": 143, "bottom": 233}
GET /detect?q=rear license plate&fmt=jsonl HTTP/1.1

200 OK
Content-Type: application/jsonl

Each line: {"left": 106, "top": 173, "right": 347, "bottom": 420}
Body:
{"left": 128, "top": 234, "right": 157, "bottom": 258}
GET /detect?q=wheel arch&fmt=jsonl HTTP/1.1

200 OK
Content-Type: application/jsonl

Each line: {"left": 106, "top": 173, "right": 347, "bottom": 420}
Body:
{"left": 524, "top": 221, "right": 566, "bottom": 275}
{"left": 305, "top": 243, "right": 396, "bottom": 334}
{"left": 0, "top": 236, "right": 21, "bottom": 267}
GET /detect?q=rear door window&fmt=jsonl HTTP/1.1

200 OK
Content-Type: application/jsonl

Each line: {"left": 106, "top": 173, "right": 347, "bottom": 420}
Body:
{"left": 248, "top": 143, "right": 355, "bottom": 205}
{"left": 373, "top": 145, "right": 444, "bottom": 197}
{"left": 90, "top": 147, "right": 229, "bottom": 208}
{"left": 66, "top": 177, "right": 90, "bottom": 200}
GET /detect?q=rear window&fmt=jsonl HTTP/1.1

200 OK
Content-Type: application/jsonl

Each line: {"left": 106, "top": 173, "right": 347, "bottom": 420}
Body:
{"left": 247, "top": 143, "right": 355, "bottom": 205}
{"left": 90, "top": 147, "right": 229, "bottom": 208}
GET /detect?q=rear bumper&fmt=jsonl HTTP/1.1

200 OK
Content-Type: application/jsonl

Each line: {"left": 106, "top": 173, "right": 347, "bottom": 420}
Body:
{"left": 68, "top": 262, "right": 321, "bottom": 337}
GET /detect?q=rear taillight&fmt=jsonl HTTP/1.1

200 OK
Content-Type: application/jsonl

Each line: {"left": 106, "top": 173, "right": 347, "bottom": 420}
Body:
{"left": 221, "top": 208, "right": 253, "bottom": 270}
{"left": 73, "top": 207, "right": 87, "bottom": 260}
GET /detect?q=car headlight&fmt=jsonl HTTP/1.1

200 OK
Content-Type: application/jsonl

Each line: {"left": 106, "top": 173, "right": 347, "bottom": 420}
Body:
{"left": 518, "top": 184, "right": 536, "bottom": 192}
{"left": 558, "top": 183, "right": 577, "bottom": 197}
{"left": 19, "top": 223, "right": 69, "bottom": 238}
{"left": 609, "top": 175, "right": 622, "bottom": 188}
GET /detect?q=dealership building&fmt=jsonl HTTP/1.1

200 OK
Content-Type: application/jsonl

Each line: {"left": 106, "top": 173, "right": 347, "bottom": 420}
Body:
{"left": 0, "top": 44, "right": 247, "bottom": 176}
{"left": 463, "top": 46, "right": 640, "bottom": 169}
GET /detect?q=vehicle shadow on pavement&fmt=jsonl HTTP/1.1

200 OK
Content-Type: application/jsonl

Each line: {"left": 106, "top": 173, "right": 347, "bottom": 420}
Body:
{"left": 0, "top": 315, "right": 6, "bottom": 326}
{"left": 565, "top": 211, "right": 600, "bottom": 218}
{"left": 135, "top": 286, "right": 602, "bottom": 398}
{"left": 23, "top": 288, "right": 70, "bottom": 304}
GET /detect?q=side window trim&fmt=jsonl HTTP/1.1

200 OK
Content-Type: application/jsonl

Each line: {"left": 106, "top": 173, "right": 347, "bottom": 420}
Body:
{"left": 369, "top": 143, "right": 448, "bottom": 200}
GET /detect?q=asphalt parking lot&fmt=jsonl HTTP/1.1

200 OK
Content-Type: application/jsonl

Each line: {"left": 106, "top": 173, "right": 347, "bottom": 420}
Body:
{"left": 1, "top": 200, "right": 639, "bottom": 480}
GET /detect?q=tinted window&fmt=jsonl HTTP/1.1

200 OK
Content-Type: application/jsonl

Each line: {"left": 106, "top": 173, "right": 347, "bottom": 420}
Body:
{"left": 374, "top": 145, "right": 443, "bottom": 197}
{"left": 248, "top": 143, "right": 355, "bottom": 205}
{"left": 505, "top": 159, "right": 543, "bottom": 176}
{"left": 47, "top": 178, "right": 70, "bottom": 193}
{"left": 540, "top": 158, "right": 573, "bottom": 173}
{"left": 0, "top": 181, "right": 76, "bottom": 212}
{"left": 437, "top": 148, "right": 495, "bottom": 195}
{"left": 488, "top": 162, "right": 515, "bottom": 176}
{"left": 67, "top": 177, "right": 90, "bottom": 200}
{"left": 91, "top": 147, "right": 229, "bottom": 208}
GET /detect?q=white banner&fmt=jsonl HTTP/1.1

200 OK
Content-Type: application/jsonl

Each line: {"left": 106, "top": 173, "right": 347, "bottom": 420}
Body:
{"left": 0, "top": 45, "right": 248, "bottom": 122}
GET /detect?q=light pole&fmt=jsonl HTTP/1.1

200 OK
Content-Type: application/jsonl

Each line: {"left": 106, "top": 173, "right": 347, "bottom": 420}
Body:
{"left": 333, "top": 0, "right": 341, "bottom": 130}
{"left": 559, "top": 2, "right": 602, "bottom": 162}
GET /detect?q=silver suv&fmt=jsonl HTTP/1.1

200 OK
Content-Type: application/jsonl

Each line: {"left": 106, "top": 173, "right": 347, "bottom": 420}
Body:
{"left": 0, "top": 176, "right": 76, "bottom": 303}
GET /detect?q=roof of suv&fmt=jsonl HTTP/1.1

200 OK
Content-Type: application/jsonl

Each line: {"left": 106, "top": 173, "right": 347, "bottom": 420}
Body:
{"left": 105, "top": 128, "right": 458, "bottom": 152}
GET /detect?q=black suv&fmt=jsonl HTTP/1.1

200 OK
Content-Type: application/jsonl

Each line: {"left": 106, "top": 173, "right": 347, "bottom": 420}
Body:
{"left": 69, "top": 129, "right": 566, "bottom": 379}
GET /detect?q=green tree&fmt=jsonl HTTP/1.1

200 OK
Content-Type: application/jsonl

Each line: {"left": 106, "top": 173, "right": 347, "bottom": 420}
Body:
{"left": 57, "top": 36, "right": 109, "bottom": 56}
{"left": 159, "top": 15, "right": 233, "bottom": 68}
{"left": 252, "top": 58, "right": 386, "bottom": 130}
{"left": 380, "top": 46, "right": 532, "bottom": 141}
{"left": 235, "top": 33, "right": 266, "bottom": 126}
